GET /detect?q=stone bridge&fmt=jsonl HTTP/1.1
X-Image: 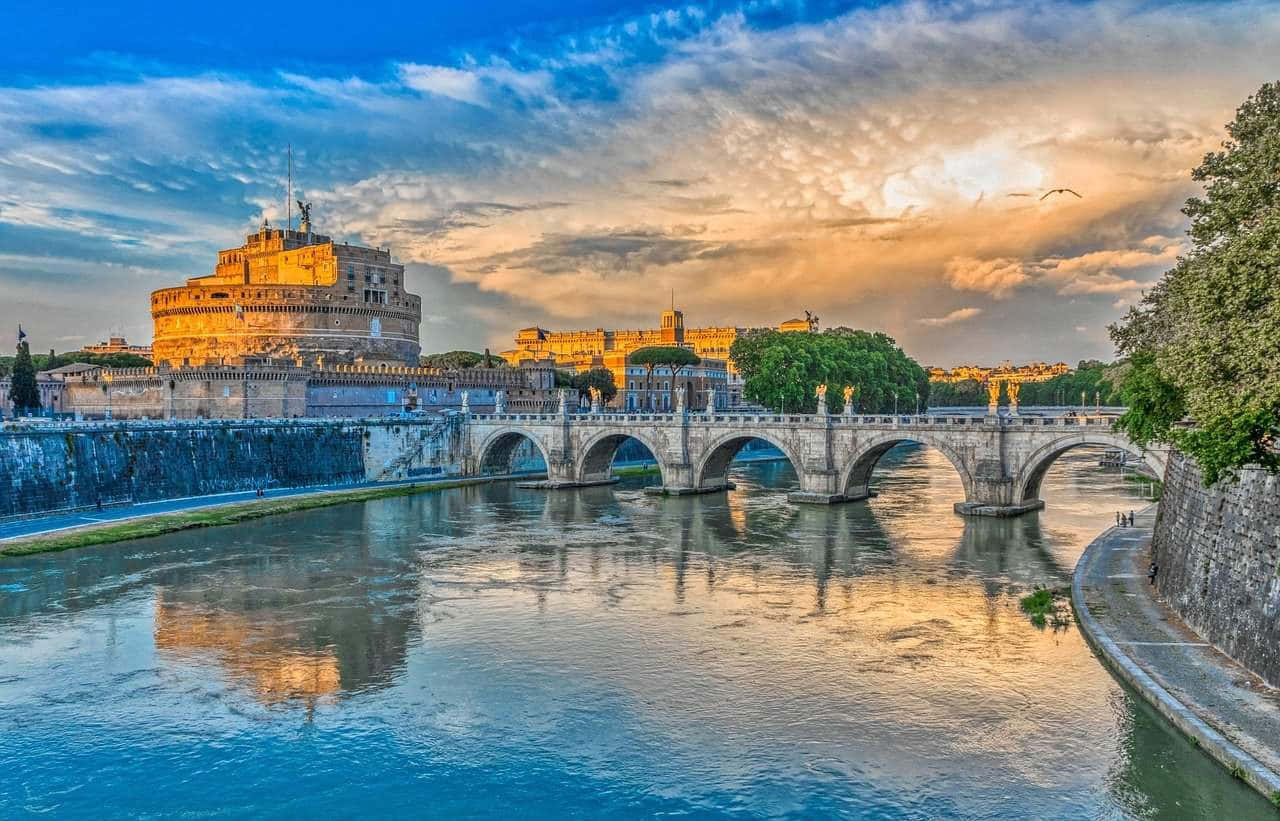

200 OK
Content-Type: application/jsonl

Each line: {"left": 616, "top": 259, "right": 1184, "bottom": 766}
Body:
{"left": 463, "top": 406, "right": 1168, "bottom": 517}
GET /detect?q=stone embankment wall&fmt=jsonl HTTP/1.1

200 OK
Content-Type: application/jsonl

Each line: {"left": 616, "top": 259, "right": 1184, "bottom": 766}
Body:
{"left": 0, "top": 417, "right": 467, "bottom": 519}
{"left": 1153, "top": 452, "right": 1280, "bottom": 688}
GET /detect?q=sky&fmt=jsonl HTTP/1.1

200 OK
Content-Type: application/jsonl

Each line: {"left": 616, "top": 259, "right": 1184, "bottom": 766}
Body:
{"left": 2, "top": 0, "right": 1278, "bottom": 367}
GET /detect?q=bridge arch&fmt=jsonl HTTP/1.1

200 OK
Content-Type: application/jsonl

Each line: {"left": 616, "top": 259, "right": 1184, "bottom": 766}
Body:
{"left": 575, "top": 429, "right": 668, "bottom": 485}
{"left": 474, "top": 427, "right": 550, "bottom": 476}
{"left": 840, "top": 432, "right": 974, "bottom": 501}
{"left": 694, "top": 430, "right": 805, "bottom": 492}
{"left": 1014, "top": 432, "right": 1167, "bottom": 506}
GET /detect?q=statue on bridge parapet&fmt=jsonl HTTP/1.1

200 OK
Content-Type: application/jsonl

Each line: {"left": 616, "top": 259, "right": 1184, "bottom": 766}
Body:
{"left": 843, "top": 385, "right": 856, "bottom": 416}
{"left": 494, "top": 390, "right": 506, "bottom": 414}
{"left": 557, "top": 388, "right": 569, "bottom": 416}
{"left": 1007, "top": 381, "right": 1020, "bottom": 416}
{"left": 986, "top": 380, "right": 1002, "bottom": 416}
{"left": 460, "top": 390, "right": 470, "bottom": 415}
{"left": 705, "top": 388, "right": 716, "bottom": 414}
{"left": 675, "top": 388, "right": 685, "bottom": 415}
{"left": 815, "top": 383, "right": 828, "bottom": 416}
{"left": 589, "top": 386, "right": 603, "bottom": 413}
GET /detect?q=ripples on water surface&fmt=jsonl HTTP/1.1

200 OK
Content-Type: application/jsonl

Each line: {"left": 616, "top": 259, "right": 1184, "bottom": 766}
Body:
{"left": 0, "top": 446, "right": 1271, "bottom": 818}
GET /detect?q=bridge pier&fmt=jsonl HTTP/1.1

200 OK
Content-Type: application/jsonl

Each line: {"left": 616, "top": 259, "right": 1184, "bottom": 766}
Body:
{"left": 954, "top": 499, "right": 1045, "bottom": 517}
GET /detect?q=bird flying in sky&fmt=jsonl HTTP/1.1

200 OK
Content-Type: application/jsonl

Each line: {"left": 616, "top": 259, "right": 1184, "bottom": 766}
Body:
{"left": 1040, "top": 188, "right": 1082, "bottom": 200}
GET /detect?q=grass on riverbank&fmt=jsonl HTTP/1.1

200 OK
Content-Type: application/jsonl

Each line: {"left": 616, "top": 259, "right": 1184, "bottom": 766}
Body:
{"left": 0, "top": 479, "right": 486, "bottom": 558}
{"left": 611, "top": 464, "right": 661, "bottom": 478}
{"left": 1020, "top": 585, "right": 1072, "bottom": 630}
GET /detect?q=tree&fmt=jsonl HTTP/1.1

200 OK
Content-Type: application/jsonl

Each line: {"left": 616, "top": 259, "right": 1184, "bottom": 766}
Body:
{"left": 10, "top": 340, "right": 40, "bottom": 414}
{"left": 572, "top": 368, "right": 618, "bottom": 405}
{"left": 730, "top": 327, "right": 927, "bottom": 414}
{"left": 1110, "top": 81, "right": 1280, "bottom": 484}
{"left": 420, "top": 350, "right": 508, "bottom": 369}
{"left": 629, "top": 347, "right": 700, "bottom": 411}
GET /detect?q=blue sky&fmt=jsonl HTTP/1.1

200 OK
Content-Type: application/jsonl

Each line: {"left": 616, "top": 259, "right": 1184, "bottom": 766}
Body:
{"left": 2, "top": 0, "right": 1279, "bottom": 364}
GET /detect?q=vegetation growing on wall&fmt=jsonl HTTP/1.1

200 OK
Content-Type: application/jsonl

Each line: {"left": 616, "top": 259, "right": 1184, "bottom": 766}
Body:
{"left": 730, "top": 327, "right": 927, "bottom": 414}
{"left": 0, "top": 349, "right": 152, "bottom": 378}
{"left": 1110, "top": 81, "right": 1280, "bottom": 484}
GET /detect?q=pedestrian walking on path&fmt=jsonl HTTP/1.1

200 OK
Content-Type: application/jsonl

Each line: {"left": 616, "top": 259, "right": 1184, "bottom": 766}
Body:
{"left": 1129, "top": 510, "right": 1136, "bottom": 527}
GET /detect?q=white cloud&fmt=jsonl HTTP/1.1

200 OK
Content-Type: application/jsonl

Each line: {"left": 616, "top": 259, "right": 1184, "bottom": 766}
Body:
{"left": 943, "top": 257, "right": 1029, "bottom": 299}
{"left": 919, "top": 307, "right": 984, "bottom": 326}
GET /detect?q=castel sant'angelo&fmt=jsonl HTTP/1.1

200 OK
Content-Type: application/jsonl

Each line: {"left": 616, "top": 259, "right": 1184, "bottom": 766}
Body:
{"left": 43, "top": 207, "right": 557, "bottom": 420}
{"left": 150, "top": 209, "right": 421, "bottom": 368}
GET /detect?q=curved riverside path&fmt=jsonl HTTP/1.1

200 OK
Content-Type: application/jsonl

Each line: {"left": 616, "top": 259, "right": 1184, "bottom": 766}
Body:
{"left": 1073, "top": 506, "right": 1280, "bottom": 801}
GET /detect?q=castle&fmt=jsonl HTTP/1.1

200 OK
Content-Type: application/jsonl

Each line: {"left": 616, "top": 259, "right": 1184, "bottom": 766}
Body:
{"left": 9, "top": 212, "right": 558, "bottom": 420}
{"left": 150, "top": 216, "right": 420, "bottom": 368}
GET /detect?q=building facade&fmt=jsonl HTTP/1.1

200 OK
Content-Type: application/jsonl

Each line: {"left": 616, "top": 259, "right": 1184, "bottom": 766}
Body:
{"left": 81, "top": 336, "right": 152, "bottom": 357}
{"left": 150, "top": 218, "right": 421, "bottom": 368}
{"left": 53, "top": 361, "right": 557, "bottom": 420}
{"left": 620, "top": 360, "right": 730, "bottom": 412}
{"left": 501, "top": 309, "right": 815, "bottom": 407}
{"left": 927, "top": 361, "right": 1071, "bottom": 384}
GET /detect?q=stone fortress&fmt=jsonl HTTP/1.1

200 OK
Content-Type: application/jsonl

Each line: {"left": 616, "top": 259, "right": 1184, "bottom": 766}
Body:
{"left": 150, "top": 211, "right": 420, "bottom": 367}
{"left": 24, "top": 209, "right": 558, "bottom": 420}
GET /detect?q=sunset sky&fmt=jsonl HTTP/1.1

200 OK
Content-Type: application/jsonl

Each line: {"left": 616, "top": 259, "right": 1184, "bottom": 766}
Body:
{"left": 3, "top": 0, "right": 1279, "bottom": 366}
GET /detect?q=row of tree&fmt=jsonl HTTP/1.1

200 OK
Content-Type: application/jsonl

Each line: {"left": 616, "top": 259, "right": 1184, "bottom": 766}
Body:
{"left": 0, "top": 349, "right": 152, "bottom": 378}
{"left": 418, "top": 349, "right": 507, "bottom": 369}
{"left": 730, "top": 327, "right": 928, "bottom": 414}
{"left": 1110, "top": 81, "right": 1280, "bottom": 485}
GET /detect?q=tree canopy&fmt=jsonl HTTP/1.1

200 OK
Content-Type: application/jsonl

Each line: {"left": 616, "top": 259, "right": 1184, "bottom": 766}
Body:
{"left": 0, "top": 350, "right": 152, "bottom": 377}
{"left": 9, "top": 341, "right": 40, "bottom": 413}
{"left": 571, "top": 367, "right": 618, "bottom": 404}
{"left": 1110, "top": 81, "right": 1280, "bottom": 484}
{"left": 730, "top": 328, "right": 927, "bottom": 414}
{"left": 628, "top": 346, "right": 701, "bottom": 368}
{"left": 420, "top": 350, "right": 505, "bottom": 369}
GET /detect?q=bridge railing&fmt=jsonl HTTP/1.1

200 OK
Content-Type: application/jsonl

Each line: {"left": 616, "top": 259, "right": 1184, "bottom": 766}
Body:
{"left": 465, "top": 411, "right": 1121, "bottom": 427}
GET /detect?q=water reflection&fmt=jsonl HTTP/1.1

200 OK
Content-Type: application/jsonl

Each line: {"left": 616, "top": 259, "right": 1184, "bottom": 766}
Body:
{"left": 0, "top": 445, "right": 1270, "bottom": 819}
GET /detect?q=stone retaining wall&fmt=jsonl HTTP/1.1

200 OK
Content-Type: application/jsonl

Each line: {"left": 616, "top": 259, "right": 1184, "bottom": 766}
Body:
{"left": 1154, "top": 452, "right": 1280, "bottom": 687}
{"left": 0, "top": 418, "right": 467, "bottom": 519}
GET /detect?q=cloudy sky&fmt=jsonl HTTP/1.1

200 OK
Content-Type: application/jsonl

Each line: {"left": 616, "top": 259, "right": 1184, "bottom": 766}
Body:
{"left": 2, "top": 0, "right": 1278, "bottom": 366}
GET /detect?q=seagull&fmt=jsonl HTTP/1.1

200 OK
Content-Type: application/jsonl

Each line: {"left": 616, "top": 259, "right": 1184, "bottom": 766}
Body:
{"left": 1006, "top": 193, "right": 1032, "bottom": 198}
{"left": 1040, "top": 188, "right": 1082, "bottom": 201}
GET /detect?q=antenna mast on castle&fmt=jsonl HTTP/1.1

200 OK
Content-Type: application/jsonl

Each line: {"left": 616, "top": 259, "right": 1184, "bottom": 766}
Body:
{"left": 286, "top": 144, "right": 293, "bottom": 232}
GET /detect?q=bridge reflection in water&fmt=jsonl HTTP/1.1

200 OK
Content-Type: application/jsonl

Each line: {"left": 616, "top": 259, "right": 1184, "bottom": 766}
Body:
{"left": 0, "top": 445, "right": 1268, "bottom": 818}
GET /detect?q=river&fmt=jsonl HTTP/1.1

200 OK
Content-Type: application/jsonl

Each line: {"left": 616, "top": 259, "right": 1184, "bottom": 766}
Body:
{"left": 0, "top": 445, "right": 1271, "bottom": 818}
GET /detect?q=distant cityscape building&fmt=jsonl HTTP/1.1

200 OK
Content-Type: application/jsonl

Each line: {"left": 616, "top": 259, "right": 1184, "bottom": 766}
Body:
{"left": 150, "top": 218, "right": 421, "bottom": 368}
{"left": 927, "top": 361, "right": 1071, "bottom": 384}
{"left": 501, "top": 308, "right": 817, "bottom": 407}
{"left": 81, "top": 336, "right": 152, "bottom": 358}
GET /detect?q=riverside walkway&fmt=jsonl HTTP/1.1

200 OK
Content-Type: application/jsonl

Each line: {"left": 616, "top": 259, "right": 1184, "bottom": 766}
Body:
{"left": 1073, "top": 507, "right": 1280, "bottom": 799}
{"left": 0, "top": 473, "right": 532, "bottom": 545}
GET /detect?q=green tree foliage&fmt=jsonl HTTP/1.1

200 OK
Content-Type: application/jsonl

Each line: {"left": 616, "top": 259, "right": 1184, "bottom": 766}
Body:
{"left": 629, "top": 346, "right": 701, "bottom": 410}
{"left": 1110, "top": 81, "right": 1280, "bottom": 484}
{"left": 9, "top": 341, "right": 40, "bottom": 413}
{"left": 571, "top": 367, "right": 619, "bottom": 404}
{"left": 0, "top": 350, "right": 152, "bottom": 375}
{"left": 730, "top": 328, "right": 927, "bottom": 414}
{"left": 420, "top": 350, "right": 504, "bottom": 369}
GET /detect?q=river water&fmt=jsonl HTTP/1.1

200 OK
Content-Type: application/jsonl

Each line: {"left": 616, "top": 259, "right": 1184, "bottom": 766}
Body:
{"left": 0, "top": 445, "right": 1271, "bottom": 819}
